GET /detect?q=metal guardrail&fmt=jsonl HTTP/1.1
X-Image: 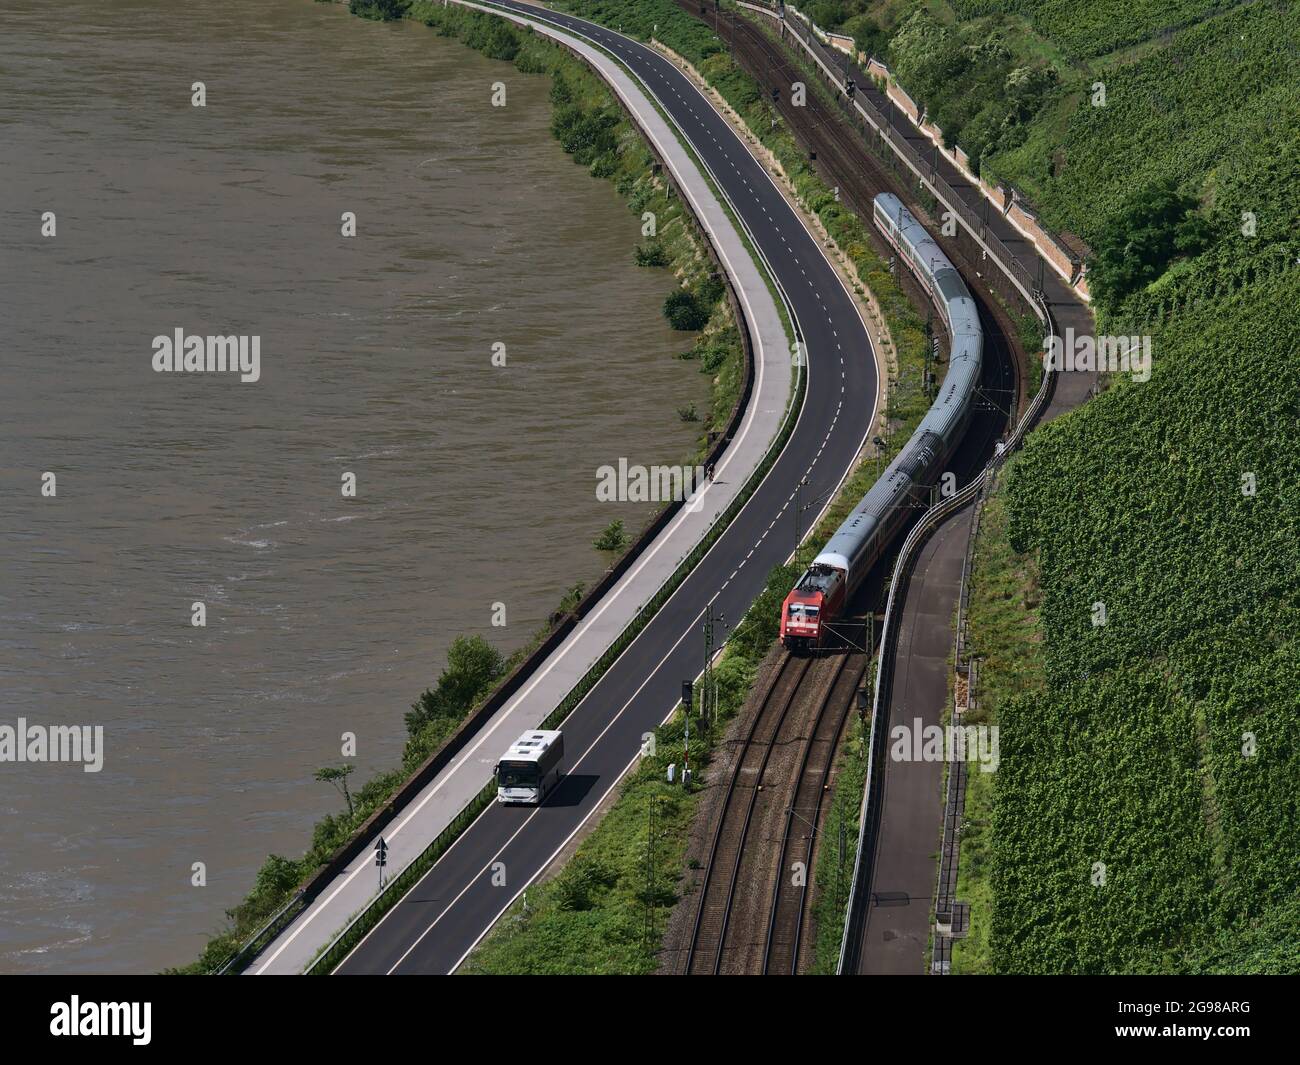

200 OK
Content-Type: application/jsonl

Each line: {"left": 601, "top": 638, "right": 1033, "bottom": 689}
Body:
{"left": 212, "top": 893, "right": 307, "bottom": 976}
{"left": 922, "top": 292, "right": 1059, "bottom": 972}
{"left": 952, "top": 480, "right": 985, "bottom": 669}
{"left": 932, "top": 725, "right": 970, "bottom": 971}
{"left": 305, "top": 780, "right": 498, "bottom": 975}
{"left": 723, "top": 0, "right": 1068, "bottom": 975}
{"left": 931, "top": 476, "right": 988, "bottom": 972}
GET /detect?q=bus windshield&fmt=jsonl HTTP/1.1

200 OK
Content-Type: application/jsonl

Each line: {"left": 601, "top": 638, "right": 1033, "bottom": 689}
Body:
{"left": 497, "top": 761, "right": 539, "bottom": 788}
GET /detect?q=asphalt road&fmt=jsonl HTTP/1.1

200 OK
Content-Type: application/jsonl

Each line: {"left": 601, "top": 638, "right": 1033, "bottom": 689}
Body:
{"left": 767, "top": 6, "right": 1096, "bottom": 350}
{"left": 335, "top": 1, "right": 880, "bottom": 974}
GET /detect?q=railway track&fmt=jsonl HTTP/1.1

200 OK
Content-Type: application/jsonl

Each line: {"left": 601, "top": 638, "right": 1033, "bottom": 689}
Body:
{"left": 685, "top": 652, "right": 811, "bottom": 974}
{"left": 669, "top": 5, "right": 1021, "bottom": 977}
{"left": 762, "top": 648, "right": 866, "bottom": 974}
{"left": 708, "top": 6, "right": 1023, "bottom": 431}
{"left": 683, "top": 634, "right": 865, "bottom": 975}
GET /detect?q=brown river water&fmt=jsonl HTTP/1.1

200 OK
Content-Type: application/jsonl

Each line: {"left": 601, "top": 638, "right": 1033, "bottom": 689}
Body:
{"left": 0, "top": 0, "right": 706, "bottom": 972}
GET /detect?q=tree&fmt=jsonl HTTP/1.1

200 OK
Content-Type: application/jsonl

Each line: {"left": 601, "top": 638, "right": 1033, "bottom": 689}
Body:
{"left": 405, "top": 635, "right": 505, "bottom": 737}
{"left": 550, "top": 86, "right": 620, "bottom": 170}
{"left": 314, "top": 765, "right": 356, "bottom": 819}
{"left": 348, "top": 0, "right": 411, "bottom": 21}
{"left": 254, "top": 854, "right": 302, "bottom": 898}
{"left": 476, "top": 20, "right": 519, "bottom": 62}
{"left": 1087, "top": 179, "right": 1211, "bottom": 307}
{"left": 594, "top": 519, "right": 629, "bottom": 552}
{"left": 634, "top": 242, "right": 670, "bottom": 268}
{"left": 846, "top": 14, "right": 888, "bottom": 63}
{"left": 663, "top": 289, "right": 709, "bottom": 331}
{"left": 550, "top": 72, "right": 573, "bottom": 107}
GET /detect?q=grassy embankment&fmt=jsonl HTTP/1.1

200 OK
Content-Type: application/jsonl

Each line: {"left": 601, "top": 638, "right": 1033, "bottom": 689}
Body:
{"left": 817, "top": 0, "right": 1300, "bottom": 972}
{"left": 462, "top": 0, "right": 942, "bottom": 974}
{"left": 183, "top": 0, "right": 754, "bottom": 974}
{"left": 554, "top": 0, "right": 934, "bottom": 433}
{"left": 399, "top": 0, "right": 749, "bottom": 449}
{"left": 756, "top": 0, "right": 1298, "bottom": 973}
{"left": 741, "top": 5, "right": 1046, "bottom": 365}
{"left": 804, "top": 722, "right": 868, "bottom": 972}
{"left": 947, "top": 475, "right": 1045, "bottom": 973}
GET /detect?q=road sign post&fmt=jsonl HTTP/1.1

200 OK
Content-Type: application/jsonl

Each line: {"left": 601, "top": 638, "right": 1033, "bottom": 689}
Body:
{"left": 374, "top": 837, "right": 388, "bottom": 890}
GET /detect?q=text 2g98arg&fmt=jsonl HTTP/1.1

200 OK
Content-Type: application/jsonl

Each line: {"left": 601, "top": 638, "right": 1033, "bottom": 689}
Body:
{"left": 1118, "top": 1002, "right": 1250, "bottom": 1017}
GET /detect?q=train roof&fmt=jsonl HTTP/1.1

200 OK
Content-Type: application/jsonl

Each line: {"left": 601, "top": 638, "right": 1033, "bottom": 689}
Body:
{"left": 795, "top": 563, "right": 840, "bottom": 593}
{"left": 800, "top": 193, "right": 985, "bottom": 583}
{"left": 934, "top": 266, "right": 971, "bottom": 305}
{"left": 875, "top": 193, "right": 971, "bottom": 306}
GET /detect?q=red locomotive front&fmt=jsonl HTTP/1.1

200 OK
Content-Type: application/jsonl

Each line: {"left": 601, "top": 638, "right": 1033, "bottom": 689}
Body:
{"left": 780, "top": 589, "right": 823, "bottom": 651}
{"left": 780, "top": 563, "right": 846, "bottom": 653}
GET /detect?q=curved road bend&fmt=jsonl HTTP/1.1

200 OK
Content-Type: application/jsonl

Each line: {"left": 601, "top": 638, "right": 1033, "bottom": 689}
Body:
{"left": 778, "top": 8, "right": 1095, "bottom": 343}
{"left": 334, "top": 1, "right": 879, "bottom": 973}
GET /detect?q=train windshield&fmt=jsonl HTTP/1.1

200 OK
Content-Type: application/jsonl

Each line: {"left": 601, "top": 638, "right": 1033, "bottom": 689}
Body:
{"left": 788, "top": 603, "right": 819, "bottom": 619}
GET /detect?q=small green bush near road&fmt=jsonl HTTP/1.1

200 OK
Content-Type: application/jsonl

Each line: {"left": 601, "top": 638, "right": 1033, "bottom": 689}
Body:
{"left": 594, "top": 519, "right": 629, "bottom": 552}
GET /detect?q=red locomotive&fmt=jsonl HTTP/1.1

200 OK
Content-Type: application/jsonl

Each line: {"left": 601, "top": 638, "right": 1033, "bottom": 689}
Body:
{"left": 779, "top": 561, "right": 846, "bottom": 653}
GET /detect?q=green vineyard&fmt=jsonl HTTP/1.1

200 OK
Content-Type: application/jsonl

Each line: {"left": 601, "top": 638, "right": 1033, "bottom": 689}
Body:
{"left": 984, "top": 267, "right": 1300, "bottom": 973}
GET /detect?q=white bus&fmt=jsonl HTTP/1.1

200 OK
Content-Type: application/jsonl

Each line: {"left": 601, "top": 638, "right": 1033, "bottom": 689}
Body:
{"left": 495, "top": 729, "right": 564, "bottom": 805}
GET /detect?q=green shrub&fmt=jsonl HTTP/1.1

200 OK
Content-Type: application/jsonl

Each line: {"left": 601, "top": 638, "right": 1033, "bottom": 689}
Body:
{"left": 663, "top": 289, "right": 709, "bottom": 330}
{"left": 593, "top": 519, "right": 629, "bottom": 552}
{"left": 404, "top": 635, "right": 505, "bottom": 739}
{"left": 634, "top": 241, "right": 670, "bottom": 268}
{"left": 1085, "top": 179, "right": 1211, "bottom": 306}
{"left": 349, "top": 0, "right": 410, "bottom": 21}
